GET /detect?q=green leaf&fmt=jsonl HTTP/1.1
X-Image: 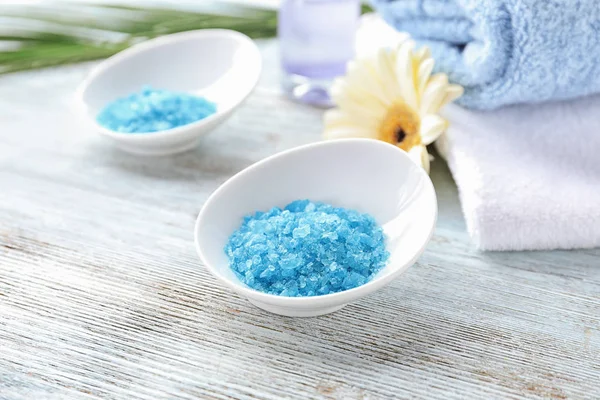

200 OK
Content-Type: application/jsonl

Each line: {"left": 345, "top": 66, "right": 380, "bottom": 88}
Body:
{"left": 0, "top": 2, "right": 368, "bottom": 75}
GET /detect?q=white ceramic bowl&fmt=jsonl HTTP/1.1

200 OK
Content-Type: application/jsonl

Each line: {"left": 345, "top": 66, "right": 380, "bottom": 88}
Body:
{"left": 195, "top": 139, "right": 437, "bottom": 317}
{"left": 76, "top": 29, "right": 262, "bottom": 155}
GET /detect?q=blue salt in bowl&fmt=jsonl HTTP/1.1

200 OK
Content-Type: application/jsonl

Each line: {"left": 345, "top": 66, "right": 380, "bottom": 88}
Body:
{"left": 195, "top": 139, "right": 437, "bottom": 317}
{"left": 225, "top": 199, "right": 391, "bottom": 297}
{"left": 96, "top": 85, "right": 218, "bottom": 134}
{"left": 76, "top": 29, "right": 261, "bottom": 155}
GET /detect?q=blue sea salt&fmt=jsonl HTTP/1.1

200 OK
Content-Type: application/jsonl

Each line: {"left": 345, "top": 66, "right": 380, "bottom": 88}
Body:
{"left": 225, "top": 200, "right": 389, "bottom": 297}
{"left": 97, "top": 85, "right": 217, "bottom": 133}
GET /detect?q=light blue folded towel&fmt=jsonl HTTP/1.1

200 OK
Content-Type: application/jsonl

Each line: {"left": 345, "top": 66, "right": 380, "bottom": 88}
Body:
{"left": 370, "top": 0, "right": 600, "bottom": 109}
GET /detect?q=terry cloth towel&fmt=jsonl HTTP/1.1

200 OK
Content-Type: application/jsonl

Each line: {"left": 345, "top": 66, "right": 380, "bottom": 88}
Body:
{"left": 437, "top": 96, "right": 600, "bottom": 251}
{"left": 370, "top": 0, "right": 600, "bottom": 110}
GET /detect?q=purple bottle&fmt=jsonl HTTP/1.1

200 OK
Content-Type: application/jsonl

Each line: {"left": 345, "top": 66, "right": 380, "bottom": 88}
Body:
{"left": 278, "top": 0, "right": 360, "bottom": 107}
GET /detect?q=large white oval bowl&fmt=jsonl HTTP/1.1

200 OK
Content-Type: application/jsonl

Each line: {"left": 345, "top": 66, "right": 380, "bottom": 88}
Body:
{"left": 195, "top": 139, "right": 437, "bottom": 317}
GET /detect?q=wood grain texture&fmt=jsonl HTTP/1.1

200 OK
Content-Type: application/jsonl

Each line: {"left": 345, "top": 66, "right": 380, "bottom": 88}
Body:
{"left": 0, "top": 40, "right": 599, "bottom": 400}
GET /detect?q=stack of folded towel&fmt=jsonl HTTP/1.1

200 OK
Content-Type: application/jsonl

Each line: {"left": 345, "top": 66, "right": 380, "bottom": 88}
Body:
{"left": 366, "top": 1, "right": 600, "bottom": 250}
{"left": 370, "top": 0, "right": 600, "bottom": 110}
{"left": 437, "top": 99, "right": 600, "bottom": 251}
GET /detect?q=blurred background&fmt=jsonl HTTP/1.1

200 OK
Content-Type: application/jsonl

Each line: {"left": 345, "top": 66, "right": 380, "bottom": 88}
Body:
{"left": 0, "top": 1, "right": 280, "bottom": 75}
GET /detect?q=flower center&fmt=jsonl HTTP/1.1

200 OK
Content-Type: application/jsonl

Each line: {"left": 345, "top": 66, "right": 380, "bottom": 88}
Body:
{"left": 395, "top": 128, "right": 407, "bottom": 143}
{"left": 379, "top": 103, "right": 421, "bottom": 151}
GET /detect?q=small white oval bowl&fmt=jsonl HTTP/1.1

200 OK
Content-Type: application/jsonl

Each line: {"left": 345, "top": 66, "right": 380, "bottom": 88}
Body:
{"left": 195, "top": 139, "right": 437, "bottom": 317}
{"left": 76, "top": 29, "right": 262, "bottom": 155}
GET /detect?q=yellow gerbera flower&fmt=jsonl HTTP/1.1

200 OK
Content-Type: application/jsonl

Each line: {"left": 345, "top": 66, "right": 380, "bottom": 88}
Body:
{"left": 323, "top": 39, "right": 463, "bottom": 172}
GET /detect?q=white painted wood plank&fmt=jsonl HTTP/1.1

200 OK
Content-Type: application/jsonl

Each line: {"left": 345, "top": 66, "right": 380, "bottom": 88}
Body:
{"left": 0, "top": 40, "right": 599, "bottom": 400}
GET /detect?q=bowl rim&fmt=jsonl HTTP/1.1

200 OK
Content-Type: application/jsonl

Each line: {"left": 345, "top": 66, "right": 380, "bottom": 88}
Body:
{"left": 194, "top": 138, "right": 438, "bottom": 308}
{"left": 74, "top": 29, "right": 262, "bottom": 140}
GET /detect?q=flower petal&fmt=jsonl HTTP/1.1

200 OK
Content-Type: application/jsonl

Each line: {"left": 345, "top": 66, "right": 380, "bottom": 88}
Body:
{"left": 376, "top": 48, "right": 401, "bottom": 102}
{"left": 331, "top": 78, "right": 387, "bottom": 115}
{"left": 440, "top": 84, "right": 464, "bottom": 108}
{"left": 334, "top": 94, "right": 386, "bottom": 122}
{"left": 420, "top": 73, "right": 449, "bottom": 115}
{"left": 330, "top": 75, "right": 388, "bottom": 122}
{"left": 407, "top": 144, "right": 430, "bottom": 173}
{"left": 323, "top": 108, "right": 379, "bottom": 131}
{"left": 345, "top": 58, "right": 392, "bottom": 106}
{"left": 323, "top": 126, "right": 377, "bottom": 140}
{"left": 415, "top": 46, "right": 431, "bottom": 63}
{"left": 323, "top": 109, "right": 350, "bottom": 129}
{"left": 420, "top": 114, "right": 449, "bottom": 145}
{"left": 416, "top": 58, "right": 435, "bottom": 99}
{"left": 395, "top": 40, "right": 418, "bottom": 110}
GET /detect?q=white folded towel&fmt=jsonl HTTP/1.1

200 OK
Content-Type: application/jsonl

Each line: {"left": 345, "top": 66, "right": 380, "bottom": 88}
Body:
{"left": 437, "top": 97, "right": 600, "bottom": 251}
{"left": 356, "top": 14, "right": 600, "bottom": 250}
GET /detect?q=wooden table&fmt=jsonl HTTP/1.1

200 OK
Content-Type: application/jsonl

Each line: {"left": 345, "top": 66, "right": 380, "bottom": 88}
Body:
{"left": 1, "top": 40, "right": 598, "bottom": 400}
